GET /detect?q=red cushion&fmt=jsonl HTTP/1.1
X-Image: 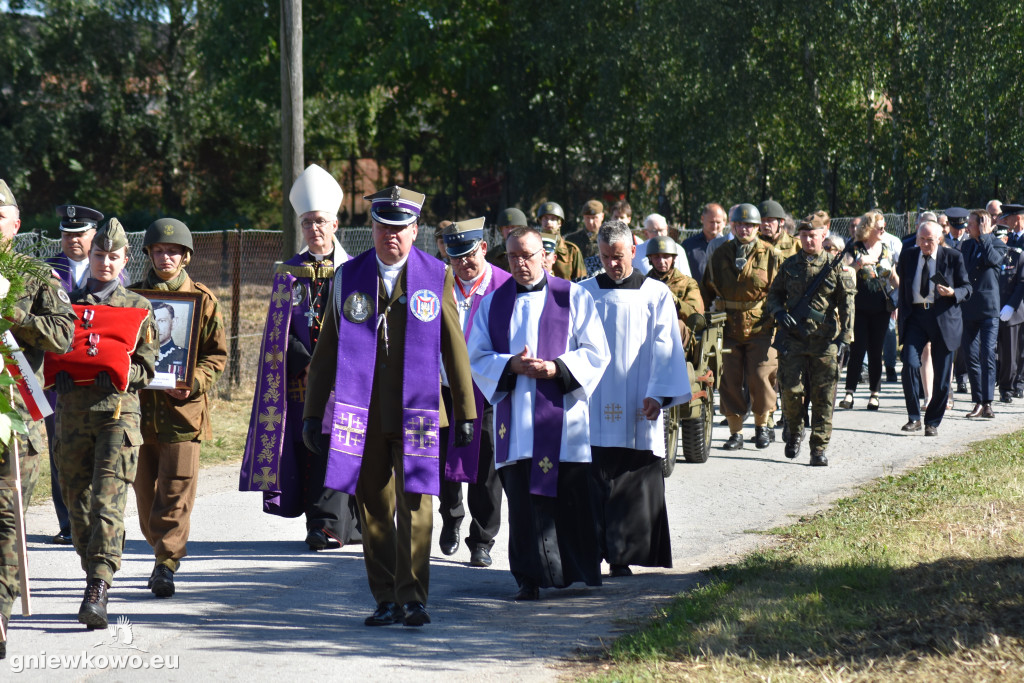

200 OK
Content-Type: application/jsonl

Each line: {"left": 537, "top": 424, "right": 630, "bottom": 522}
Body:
{"left": 44, "top": 304, "right": 150, "bottom": 392}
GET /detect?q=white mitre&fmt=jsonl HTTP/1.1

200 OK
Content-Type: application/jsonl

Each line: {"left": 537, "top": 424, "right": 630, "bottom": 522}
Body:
{"left": 289, "top": 164, "right": 344, "bottom": 216}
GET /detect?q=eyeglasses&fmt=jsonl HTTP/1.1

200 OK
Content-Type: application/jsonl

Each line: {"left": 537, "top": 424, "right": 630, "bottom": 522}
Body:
{"left": 301, "top": 217, "right": 332, "bottom": 230}
{"left": 507, "top": 248, "right": 543, "bottom": 264}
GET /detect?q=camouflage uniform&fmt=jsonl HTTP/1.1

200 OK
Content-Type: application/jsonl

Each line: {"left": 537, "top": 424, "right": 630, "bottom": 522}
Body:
{"left": 133, "top": 269, "right": 226, "bottom": 573}
{"left": 55, "top": 284, "right": 157, "bottom": 586}
{"left": 765, "top": 250, "right": 855, "bottom": 450}
{"left": 647, "top": 266, "right": 704, "bottom": 350}
{"left": 0, "top": 274, "right": 75, "bottom": 621}
{"left": 764, "top": 231, "right": 800, "bottom": 260}
{"left": 702, "top": 237, "right": 782, "bottom": 429}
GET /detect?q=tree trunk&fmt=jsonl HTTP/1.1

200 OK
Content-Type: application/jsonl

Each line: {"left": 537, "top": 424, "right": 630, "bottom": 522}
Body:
{"left": 280, "top": 0, "right": 304, "bottom": 259}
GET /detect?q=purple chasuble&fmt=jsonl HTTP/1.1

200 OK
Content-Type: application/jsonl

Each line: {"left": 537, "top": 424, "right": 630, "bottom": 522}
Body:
{"left": 239, "top": 271, "right": 296, "bottom": 498}
{"left": 487, "top": 275, "right": 572, "bottom": 497}
{"left": 324, "top": 248, "right": 446, "bottom": 495}
{"left": 444, "top": 265, "right": 511, "bottom": 483}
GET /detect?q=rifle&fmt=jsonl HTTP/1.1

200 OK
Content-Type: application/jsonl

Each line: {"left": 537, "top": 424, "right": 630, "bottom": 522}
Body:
{"left": 774, "top": 241, "right": 855, "bottom": 350}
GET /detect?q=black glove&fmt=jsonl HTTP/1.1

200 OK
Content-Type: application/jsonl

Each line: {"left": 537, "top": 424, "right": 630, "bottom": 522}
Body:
{"left": 774, "top": 311, "right": 798, "bottom": 331}
{"left": 302, "top": 417, "right": 324, "bottom": 456}
{"left": 55, "top": 371, "right": 75, "bottom": 394}
{"left": 453, "top": 420, "right": 474, "bottom": 447}
{"left": 94, "top": 371, "right": 115, "bottom": 391}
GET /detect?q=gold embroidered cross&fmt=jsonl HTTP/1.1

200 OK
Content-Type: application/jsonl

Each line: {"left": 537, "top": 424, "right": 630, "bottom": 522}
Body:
{"left": 271, "top": 284, "right": 290, "bottom": 307}
{"left": 258, "top": 407, "right": 283, "bottom": 430}
{"left": 604, "top": 403, "right": 623, "bottom": 422}
{"left": 253, "top": 466, "right": 277, "bottom": 490}
{"left": 405, "top": 415, "right": 438, "bottom": 449}
{"left": 264, "top": 346, "right": 284, "bottom": 370}
{"left": 336, "top": 413, "right": 366, "bottom": 447}
{"left": 538, "top": 457, "right": 554, "bottom": 473}
{"left": 498, "top": 423, "right": 507, "bottom": 439}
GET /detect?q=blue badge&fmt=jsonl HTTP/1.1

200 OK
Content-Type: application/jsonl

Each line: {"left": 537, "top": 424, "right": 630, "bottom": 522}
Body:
{"left": 410, "top": 289, "right": 440, "bottom": 322}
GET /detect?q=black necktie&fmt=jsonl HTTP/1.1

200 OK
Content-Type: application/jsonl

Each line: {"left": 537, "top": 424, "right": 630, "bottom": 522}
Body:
{"left": 920, "top": 255, "right": 931, "bottom": 299}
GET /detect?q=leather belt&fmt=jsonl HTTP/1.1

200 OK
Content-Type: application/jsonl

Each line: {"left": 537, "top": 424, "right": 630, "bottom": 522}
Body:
{"left": 912, "top": 302, "right": 933, "bottom": 310}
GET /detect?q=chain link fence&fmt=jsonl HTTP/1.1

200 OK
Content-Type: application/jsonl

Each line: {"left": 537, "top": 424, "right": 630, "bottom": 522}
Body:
{"left": 11, "top": 213, "right": 924, "bottom": 406}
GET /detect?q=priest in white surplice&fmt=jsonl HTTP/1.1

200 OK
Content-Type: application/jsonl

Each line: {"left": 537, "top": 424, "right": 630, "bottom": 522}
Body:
{"left": 468, "top": 227, "right": 610, "bottom": 601}
{"left": 579, "top": 220, "right": 691, "bottom": 577}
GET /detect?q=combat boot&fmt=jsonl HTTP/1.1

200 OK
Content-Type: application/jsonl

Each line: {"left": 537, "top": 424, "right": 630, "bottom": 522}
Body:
{"left": 754, "top": 426, "right": 771, "bottom": 449}
{"left": 150, "top": 564, "right": 175, "bottom": 598}
{"left": 809, "top": 448, "right": 828, "bottom": 467}
{"left": 722, "top": 433, "right": 743, "bottom": 450}
{"left": 78, "top": 578, "right": 109, "bottom": 629}
{"left": 785, "top": 430, "right": 803, "bottom": 459}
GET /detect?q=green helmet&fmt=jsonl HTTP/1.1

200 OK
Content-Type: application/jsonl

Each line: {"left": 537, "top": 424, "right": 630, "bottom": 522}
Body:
{"left": 536, "top": 201, "right": 565, "bottom": 222}
{"left": 645, "top": 235, "right": 678, "bottom": 258}
{"left": 758, "top": 200, "right": 785, "bottom": 220}
{"left": 729, "top": 203, "right": 761, "bottom": 225}
{"left": 144, "top": 217, "right": 193, "bottom": 253}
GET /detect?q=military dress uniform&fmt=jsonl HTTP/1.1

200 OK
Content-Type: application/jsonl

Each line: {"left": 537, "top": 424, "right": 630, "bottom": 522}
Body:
{"left": 132, "top": 265, "right": 227, "bottom": 591}
{"left": 702, "top": 236, "right": 782, "bottom": 445}
{"left": 765, "top": 249, "right": 855, "bottom": 464}
{"left": 0, "top": 270, "right": 75, "bottom": 646}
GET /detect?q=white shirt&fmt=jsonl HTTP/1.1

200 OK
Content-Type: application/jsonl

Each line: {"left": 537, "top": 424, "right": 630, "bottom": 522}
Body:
{"left": 69, "top": 257, "right": 90, "bottom": 288}
{"left": 376, "top": 254, "right": 409, "bottom": 297}
{"left": 911, "top": 251, "right": 936, "bottom": 304}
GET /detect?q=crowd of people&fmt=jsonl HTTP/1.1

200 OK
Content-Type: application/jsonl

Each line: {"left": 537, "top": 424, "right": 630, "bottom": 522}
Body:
{"left": 1, "top": 162, "right": 1021, "bottom": 655}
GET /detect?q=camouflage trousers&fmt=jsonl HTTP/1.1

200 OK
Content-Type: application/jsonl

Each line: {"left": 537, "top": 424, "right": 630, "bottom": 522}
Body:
{"left": 0, "top": 436, "right": 39, "bottom": 621}
{"left": 55, "top": 410, "right": 140, "bottom": 586}
{"left": 779, "top": 345, "right": 840, "bottom": 450}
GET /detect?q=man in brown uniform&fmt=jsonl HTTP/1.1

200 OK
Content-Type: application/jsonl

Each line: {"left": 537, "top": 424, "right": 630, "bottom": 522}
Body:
{"left": 759, "top": 200, "right": 799, "bottom": 260}
{"left": 534, "top": 202, "right": 586, "bottom": 281}
{"left": 132, "top": 218, "right": 227, "bottom": 598}
{"left": 564, "top": 199, "right": 605, "bottom": 266}
{"left": 303, "top": 186, "right": 476, "bottom": 628}
{"left": 645, "top": 236, "right": 704, "bottom": 349}
{"left": 702, "top": 203, "right": 782, "bottom": 450}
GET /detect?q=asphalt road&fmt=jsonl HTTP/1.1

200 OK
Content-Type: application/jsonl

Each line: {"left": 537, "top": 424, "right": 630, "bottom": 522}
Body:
{"left": 6, "top": 379, "right": 1022, "bottom": 681}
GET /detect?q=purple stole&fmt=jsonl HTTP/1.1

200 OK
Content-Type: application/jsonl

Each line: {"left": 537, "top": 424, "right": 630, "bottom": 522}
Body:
{"left": 324, "top": 248, "right": 445, "bottom": 496}
{"left": 487, "top": 275, "right": 572, "bottom": 497}
{"left": 239, "top": 271, "right": 297, "bottom": 496}
{"left": 444, "top": 265, "right": 512, "bottom": 483}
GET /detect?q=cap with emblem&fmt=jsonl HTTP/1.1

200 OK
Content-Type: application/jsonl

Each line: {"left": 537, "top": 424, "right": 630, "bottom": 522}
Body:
{"left": 646, "top": 235, "right": 678, "bottom": 257}
{"left": 945, "top": 206, "right": 969, "bottom": 227}
{"left": 0, "top": 179, "right": 16, "bottom": 208}
{"left": 442, "top": 217, "right": 485, "bottom": 258}
{"left": 57, "top": 204, "right": 103, "bottom": 233}
{"left": 582, "top": 200, "right": 604, "bottom": 216}
{"left": 499, "top": 208, "right": 529, "bottom": 228}
{"left": 999, "top": 204, "right": 1024, "bottom": 217}
{"left": 289, "top": 164, "right": 344, "bottom": 216}
{"left": 803, "top": 210, "right": 830, "bottom": 229}
{"left": 536, "top": 202, "right": 564, "bottom": 222}
{"left": 541, "top": 232, "right": 558, "bottom": 254}
{"left": 758, "top": 199, "right": 786, "bottom": 220}
{"left": 365, "top": 186, "right": 425, "bottom": 226}
{"left": 94, "top": 217, "right": 128, "bottom": 252}
{"left": 144, "top": 217, "right": 193, "bottom": 253}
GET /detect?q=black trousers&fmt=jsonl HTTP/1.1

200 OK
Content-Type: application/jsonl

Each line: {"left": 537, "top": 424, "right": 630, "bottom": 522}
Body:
{"left": 845, "top": 308, "right": 888, "bottom": 393}
{"left": 437, "top": 409, "right": 502, "bottom": 551}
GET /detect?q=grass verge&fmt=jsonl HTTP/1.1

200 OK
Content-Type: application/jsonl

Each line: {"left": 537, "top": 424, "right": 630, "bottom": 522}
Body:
{"left": 579, "top": 430, "right": 1024, "bottom": 682}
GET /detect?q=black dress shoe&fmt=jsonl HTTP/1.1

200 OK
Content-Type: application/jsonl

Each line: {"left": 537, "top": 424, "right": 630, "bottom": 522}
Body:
{"left": 965, "top": 403, "right": 984, "bottom": 418}
{"left": 886, "top": 367, "right": 898, "bottom": 383}
{"left": 809, "top": 449, "right": 828, "bottom": 467}
{"left": 365, "top": 602, "right": 404, "bottom": 626}
{"left": 1000, "top": 391, "right": 1013, "bottom": 403}
{"left": 402, "top": 601, "right": 431, "bottom": 627}
{"left": 982, "top": 403, "right": 996, "bottom": 418}
{"left": 469, "top": 547, "right": 492, "bottom": 567}
{"left": 956, "top": 381, "right": 968, "bottom": 394}
{"left": 305, "top": 528, "right": 329, "bottom": 551}
{"left": 150, "top": 564, "right": 175, "bottom": 598}
{"left": 51, "top": 530, "right": 73, "bottom": 545}
{"left": 439, "top": 521, "right": 461, "bottom": 556}
{"left": 722, "top": 433, "right": 743, "bottom": 450}
{"left": 78, "top": 578, "right": 109, "bottom": 629}
{"left": 609, "top": 564, "right": 633, "bottom": 577}
{"left": 924, "top": 425, "right": 938, "bottom": 436}
{"left": 1014, "top": 390, "right": 1024, "bottom": 399}
{"left": 513, "top": 584, "right": 540, "bottom": 601}
{"left": 901, "top": 420, "right": 922, "bottom": 432}
{"left": 754, "top": 426, "right": 771, "bottom": 449}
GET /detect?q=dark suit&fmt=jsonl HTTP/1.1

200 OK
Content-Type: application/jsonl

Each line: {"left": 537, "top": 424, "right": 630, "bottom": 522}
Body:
{"left": 960, "top": 234, "right": 1006, "bottom": 404}
{"left": 896, "top": 245, "right": 972, "bottom": 426}
{"left": 304, "top": 256, "right": 475, "bottom": 607}
{"left": 998, "top": 240, "right": 1024, "bottom": 394}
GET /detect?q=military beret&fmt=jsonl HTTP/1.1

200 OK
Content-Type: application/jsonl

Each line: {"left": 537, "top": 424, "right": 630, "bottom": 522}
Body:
{"left": 582, "top": 199, "right": 604, "bottom": 216}
{"left": 803, "top": 210, "right": 830, "bottom": 229}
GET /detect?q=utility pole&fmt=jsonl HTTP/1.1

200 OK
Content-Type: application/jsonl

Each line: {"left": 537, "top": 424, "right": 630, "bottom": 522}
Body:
{"left": 280, "top": 0, "right": 303, "bottom": 259}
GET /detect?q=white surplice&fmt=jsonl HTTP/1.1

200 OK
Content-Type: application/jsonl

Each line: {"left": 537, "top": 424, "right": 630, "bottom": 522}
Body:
{"left": 468, "top": 279, "right": 610, "bottom": 467}
{"left": 578, "top": 274, "right": 691, "bottom": 457}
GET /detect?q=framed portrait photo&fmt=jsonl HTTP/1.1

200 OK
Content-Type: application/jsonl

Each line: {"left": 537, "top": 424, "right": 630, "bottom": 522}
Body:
{"left": 130, "top": 289, "right": 203, "bottom": 390}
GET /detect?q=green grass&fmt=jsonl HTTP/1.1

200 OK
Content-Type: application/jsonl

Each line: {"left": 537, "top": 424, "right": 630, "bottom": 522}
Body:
{"left": 580, "top": 431, "right": 1024, "bottom": 682}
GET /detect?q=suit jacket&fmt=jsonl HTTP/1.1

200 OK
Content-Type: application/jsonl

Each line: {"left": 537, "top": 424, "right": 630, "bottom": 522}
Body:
{"left": 303, "top": 255, "right": 476, "bottom": 433}
{"left": 897, "top": 245, "right": 971, "bottom": 351}
{"left": 1001, "top": 245, "right": 1024, "bottom": 325}
{"left": 960, "top": 233, "right": 1006, "bottom": 320}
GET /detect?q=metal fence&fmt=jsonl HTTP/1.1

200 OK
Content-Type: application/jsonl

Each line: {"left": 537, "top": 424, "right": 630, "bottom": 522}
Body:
{"left": 13, "top": 213, "right": 919, "bottom": 403}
